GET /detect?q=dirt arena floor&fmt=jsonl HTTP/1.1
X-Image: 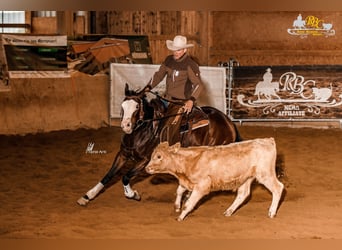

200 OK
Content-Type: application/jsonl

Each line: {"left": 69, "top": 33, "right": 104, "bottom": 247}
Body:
{"left": 0, "top": 124, "right": 341, "bottom": 240}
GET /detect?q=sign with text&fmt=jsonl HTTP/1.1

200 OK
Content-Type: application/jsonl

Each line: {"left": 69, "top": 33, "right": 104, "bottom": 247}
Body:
{"left": 231, "top": 65, "right": 342, "bottom": 120}
{"left": 287, "top": 14, "right": 335, "bottom": 38}
{"left": 2, "top": 34, "right": 67, "bottom": 72}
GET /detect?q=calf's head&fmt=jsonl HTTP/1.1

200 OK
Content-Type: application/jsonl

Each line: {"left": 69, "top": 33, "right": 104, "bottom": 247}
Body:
{"left": 145, "top": 142, "right": 181, "bottom": 174}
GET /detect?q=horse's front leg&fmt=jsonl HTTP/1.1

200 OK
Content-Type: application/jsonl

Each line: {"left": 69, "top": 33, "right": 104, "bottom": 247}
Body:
{"left": 122, "top": 158, "right": 150, "bottom": 201}
{"left": 77, "top": 152, "right": 127, "bottom": 206}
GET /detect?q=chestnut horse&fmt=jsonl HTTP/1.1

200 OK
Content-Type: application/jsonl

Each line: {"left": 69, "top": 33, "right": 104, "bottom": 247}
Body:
{"left": 77, "top": 84, "right": 241, "bottom": 205}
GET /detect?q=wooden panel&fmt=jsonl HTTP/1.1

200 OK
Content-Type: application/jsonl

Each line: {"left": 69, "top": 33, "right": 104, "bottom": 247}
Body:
{"left": 96, "top": 11, "right": 108, "bottom": 34}
{"left": 106, "top": 11, "right": 209, "bottom": 65}
{"left": 210, "top": 11, "right": 342, "bottom": 66}
{"left": 75, "top": 16, "right": 85, "bottom": 35}
{"left": 29, "top": 11, "right": 342, "bottom": 66}
{"left": 159, "top": 11, "right": 180, "bottom": 35}
{"left": 148, "top": 36, "right": 170, "bottom": 64}
{"left": 100, "top": 11, "right": 342, "bottom": 66}
{"left": 31, "top": 17, "right": 57, "bottom": 34}
{"left": 107, "top": 11, "right": 133, "bottom": 34}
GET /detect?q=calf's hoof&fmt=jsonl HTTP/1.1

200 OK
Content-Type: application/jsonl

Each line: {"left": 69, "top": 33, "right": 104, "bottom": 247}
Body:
{"left": 174, "top": 205, "right": 181, "bottom": 213}
{"left": 268, "top": 210, "right": 276, "bottom": 218}
{"left": 223, "top": 209, "right": 234, "bottom": 217}
{"left": 176, "top": 216, "right": 184, "bottom": 222}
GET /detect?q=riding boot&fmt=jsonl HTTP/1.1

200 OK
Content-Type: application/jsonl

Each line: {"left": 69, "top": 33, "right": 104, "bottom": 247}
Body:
{"left": 160, "top": 117, "right": 182, "bottom": 145}
{"left": 167, "top": 121, "right": 181, "bottom": 146}
{"left": 160, "top": 103, "right": 183, "bottom": 145}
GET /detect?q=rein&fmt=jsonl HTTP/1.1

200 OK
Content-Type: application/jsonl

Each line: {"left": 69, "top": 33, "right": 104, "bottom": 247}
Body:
{"left": 121, "top": 90, "right": 193, "bottom": 154}
{"left": 124, "top": 91, "right": 187, "bottom": 129}
{"left": 148, "top": 91, "right": 184, "bottom": 106}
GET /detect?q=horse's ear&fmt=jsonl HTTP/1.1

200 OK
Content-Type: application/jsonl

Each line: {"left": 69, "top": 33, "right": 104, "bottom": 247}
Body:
{"left": 136, "top": 86, "right": 147, "bottom": 98}
{"left": 124, "top": 83, "right": 129, "bottom": 95}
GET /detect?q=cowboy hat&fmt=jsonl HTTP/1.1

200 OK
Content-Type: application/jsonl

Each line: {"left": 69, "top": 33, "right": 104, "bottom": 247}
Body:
{"left": 166, "top": 35, "right": 194, "bottom": 51}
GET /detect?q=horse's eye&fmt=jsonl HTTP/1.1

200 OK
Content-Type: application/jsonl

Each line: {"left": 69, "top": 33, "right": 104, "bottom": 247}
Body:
{"left": 136, "top": 104, "right": 139, "bottom": 110}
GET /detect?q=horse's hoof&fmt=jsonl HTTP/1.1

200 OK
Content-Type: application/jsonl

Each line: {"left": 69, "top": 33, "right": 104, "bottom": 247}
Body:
{"left": 126, "top": 190, "right": 141, "bottom": 201}
{"left": 77, "top": 196, "right": 89, "bottom": 206}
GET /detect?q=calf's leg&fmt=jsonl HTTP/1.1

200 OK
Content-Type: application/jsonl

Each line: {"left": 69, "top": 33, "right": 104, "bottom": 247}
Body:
{"left": 224, "top": 177, "right": 254, "bottom": 216}
{"left": 174, "top": 185, "right": 187, "bottom": 213}
{"left": 177, "top": 189, "right": 204, "bottom": 221}
{"left": 260, "top": 176, "right": 284, "bottom": 218}
{"left": 177, "top": 178, "right": 211, "bottom": 221}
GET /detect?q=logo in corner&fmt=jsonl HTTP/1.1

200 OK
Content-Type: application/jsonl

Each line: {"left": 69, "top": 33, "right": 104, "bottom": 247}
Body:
{"left": 287, "top": 14, "right": 335, "bottom": 38}
{"left": 85, "top": 142, "right": 107, "bottom": 154}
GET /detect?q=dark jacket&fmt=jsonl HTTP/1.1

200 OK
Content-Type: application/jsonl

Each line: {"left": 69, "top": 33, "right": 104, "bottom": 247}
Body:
{"left": 149, "top": 54, "right": 204, "bottom": 101}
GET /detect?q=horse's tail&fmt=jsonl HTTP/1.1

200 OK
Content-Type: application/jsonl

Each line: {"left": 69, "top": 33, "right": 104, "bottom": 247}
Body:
{"left": 233, "top": 123, "right": 243, "bottom": 142}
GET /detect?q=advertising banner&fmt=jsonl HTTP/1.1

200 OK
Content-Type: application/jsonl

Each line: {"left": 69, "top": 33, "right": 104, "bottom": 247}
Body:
{"left": 1, "top": 34, "right": 67, "bottom": 76}
{"left": 231, "top": 65, "right": 342, "bottom": 121}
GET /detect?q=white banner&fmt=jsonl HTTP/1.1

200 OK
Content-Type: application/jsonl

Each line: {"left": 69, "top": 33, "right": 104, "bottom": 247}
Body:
{"left": 8, "top": 71, "right": 70, "bottom": 78}
{"left": 2, "top": 34, "right": 67, "bottom": 46}
{"left": 110, "top": 63, "right": 227, "bottom": 118}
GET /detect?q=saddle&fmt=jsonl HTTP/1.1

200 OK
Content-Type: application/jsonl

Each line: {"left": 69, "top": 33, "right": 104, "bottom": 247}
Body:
{"left": 160, "top": 105, "right": 209, "bottom": 145}
{"left": 179, "top": 106, "right": 209, "bottom": 133}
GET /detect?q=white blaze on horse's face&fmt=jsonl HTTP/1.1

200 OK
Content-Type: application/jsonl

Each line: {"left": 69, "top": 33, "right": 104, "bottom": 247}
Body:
{"left": 121, "top": 99, "right": 139, "bottom": 134}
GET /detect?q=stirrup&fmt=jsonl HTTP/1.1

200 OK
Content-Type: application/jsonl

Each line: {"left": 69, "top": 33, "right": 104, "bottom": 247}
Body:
{"left": 192, "top": 119, "right": 209, "bottom": 130}
{"left": 180, "top": 119, "right": 209, "bottom": 133}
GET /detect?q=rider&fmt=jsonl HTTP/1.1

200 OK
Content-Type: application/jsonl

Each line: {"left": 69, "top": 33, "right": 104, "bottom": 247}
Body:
{"left": 144, "top": 35, "right": 205, "bottom": 145}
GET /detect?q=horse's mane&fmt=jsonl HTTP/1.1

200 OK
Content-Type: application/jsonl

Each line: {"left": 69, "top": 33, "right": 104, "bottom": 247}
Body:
{"left": 125, "top": 88, "right": 139, "bottom": 97}
{"left": 125, "top": 87, "right": 166, "bottom": 121}
{"left": 142, "top": 96, "right": 155, "bottom": 120}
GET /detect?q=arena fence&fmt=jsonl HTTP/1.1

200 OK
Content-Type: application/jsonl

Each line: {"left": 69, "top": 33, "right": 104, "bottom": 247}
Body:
{"left": 220, "top": 59, "right": 342, "bottom": 127}
{"left": 110, "top": 62, "right": 342, "bottom": 128}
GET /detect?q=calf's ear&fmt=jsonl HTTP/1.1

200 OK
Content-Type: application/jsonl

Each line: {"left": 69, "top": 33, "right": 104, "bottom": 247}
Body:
{"left": 169, "top": 142, "right": 181, "bottom": 153}
{"left": 159, "top": 141, "right": 169, "bottom": 150}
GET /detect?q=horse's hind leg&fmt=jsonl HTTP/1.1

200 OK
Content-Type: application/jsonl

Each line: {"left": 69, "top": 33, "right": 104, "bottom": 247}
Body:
{"left": 77, "top": 152, "right": 127, "bottom": 206}
{"left": 122, "top": 158, "right": 149, "bottom": 201}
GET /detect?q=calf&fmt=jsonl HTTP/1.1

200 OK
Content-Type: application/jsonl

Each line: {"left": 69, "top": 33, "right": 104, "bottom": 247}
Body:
{"left": 145, "top": 138, "right": 284, "bottom": 221}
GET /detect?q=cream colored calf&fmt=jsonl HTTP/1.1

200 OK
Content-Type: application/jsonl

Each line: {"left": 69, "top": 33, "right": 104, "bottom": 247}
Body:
{"left": 146, "top": 138, "right": 284, "bottom": 221}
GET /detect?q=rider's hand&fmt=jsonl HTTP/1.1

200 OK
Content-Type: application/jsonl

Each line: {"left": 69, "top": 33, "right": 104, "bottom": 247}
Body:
{"left": 143, "top": 85, "right": 152, "bottom": 92}
{"left": 183, "top": 99, "right": 194, "bottom": 114}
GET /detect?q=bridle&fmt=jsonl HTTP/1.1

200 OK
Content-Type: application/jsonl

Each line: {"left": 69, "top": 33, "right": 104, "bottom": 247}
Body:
{"left": 121, "top": 95, "right": 145, "bottom": 130}
{"left": 121, "top": 91, "right": 186, "bottom": 131}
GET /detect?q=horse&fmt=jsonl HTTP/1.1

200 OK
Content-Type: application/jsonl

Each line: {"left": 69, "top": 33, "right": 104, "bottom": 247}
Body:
{"left": 77, "top": 83, "right": 241, "bottom": 206}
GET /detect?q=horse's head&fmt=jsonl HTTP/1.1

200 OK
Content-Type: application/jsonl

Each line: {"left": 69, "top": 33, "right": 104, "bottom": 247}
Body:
{"left": 121, "top": 83, "right": 166, "bottom": 134}
{"left": 120, "top": 84, "right": 145, "bottom": 134}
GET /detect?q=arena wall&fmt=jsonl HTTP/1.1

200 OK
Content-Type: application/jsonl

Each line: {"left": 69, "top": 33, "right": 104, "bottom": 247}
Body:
{"left": 1, "top": 68, "right": 340, "bottom": 136}
{"left": 104, "top": 11, "right": 342, "bottom": 66}
{"left": 210, "top": 11, "right": 342, "bottom": 66}
{"left": 0, "top": 72, "right": 109, "bottom": 135}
